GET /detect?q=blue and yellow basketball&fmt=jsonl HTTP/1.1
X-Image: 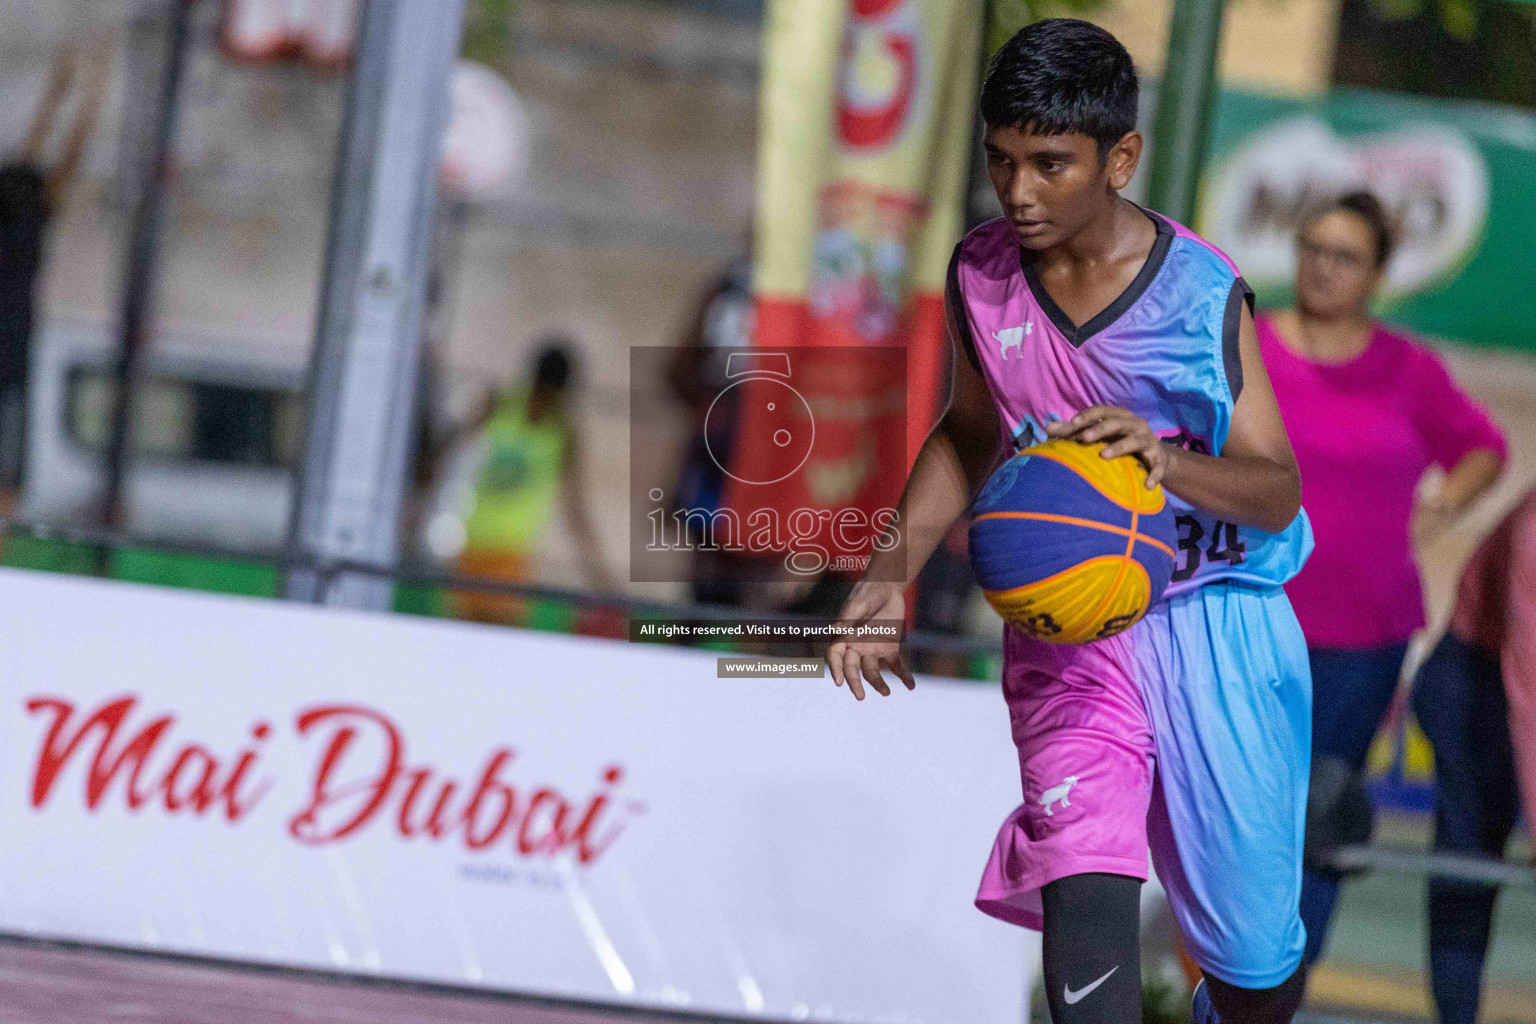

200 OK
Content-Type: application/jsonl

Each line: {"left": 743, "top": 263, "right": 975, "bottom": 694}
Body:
{"left": 968, "top": 439, "right": 1179, "bottom": 644}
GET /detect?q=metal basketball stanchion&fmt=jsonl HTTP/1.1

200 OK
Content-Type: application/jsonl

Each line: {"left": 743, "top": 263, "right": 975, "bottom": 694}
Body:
{"left": 284, "top": 0, "right": 468, "bottom": 609}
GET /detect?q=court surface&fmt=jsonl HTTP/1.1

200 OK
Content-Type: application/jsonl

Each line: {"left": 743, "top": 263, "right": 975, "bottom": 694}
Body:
{"left": 0, "top": 937, "right": 712, "bottom": 1024}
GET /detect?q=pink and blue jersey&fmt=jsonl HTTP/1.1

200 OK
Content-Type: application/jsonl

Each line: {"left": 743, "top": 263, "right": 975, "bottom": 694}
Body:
{"left": 954, "top": 210, "right": 1314, "bottom": 987}
{"left": 952, "top": 213, "right": 1313, "bottom": 595}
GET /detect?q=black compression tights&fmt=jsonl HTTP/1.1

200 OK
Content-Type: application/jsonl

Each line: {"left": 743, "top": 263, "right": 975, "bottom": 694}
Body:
{"left": 1203, "top": 967, "right": 1306, "bottom": 1024}
{"left": 1040, "top": 873, "right": 1143, "bottom": 1024}
{"left": 1040, "top": 873, "right": 1308, "bottom": 1024}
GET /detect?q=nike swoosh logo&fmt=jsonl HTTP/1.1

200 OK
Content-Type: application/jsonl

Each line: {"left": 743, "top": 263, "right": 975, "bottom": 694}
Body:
{"left": 1064, "top": 965, "right": 1119, "bottom": 1005}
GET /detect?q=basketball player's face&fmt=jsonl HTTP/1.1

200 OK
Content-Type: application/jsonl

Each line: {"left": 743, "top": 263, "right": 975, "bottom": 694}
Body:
{"left": 984, "top": 126, "right": 1141, "bottom": 250}
{"left": 1295, "top": 211, "right": 1382, "bottom": 319}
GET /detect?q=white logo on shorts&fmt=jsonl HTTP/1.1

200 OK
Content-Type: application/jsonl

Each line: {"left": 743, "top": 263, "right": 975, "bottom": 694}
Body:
{"left": 1040, "top": 775, "right": 1078, "bottom": 816}
{"left": 993, "top": 323, "right": 1031, "bottom": 360}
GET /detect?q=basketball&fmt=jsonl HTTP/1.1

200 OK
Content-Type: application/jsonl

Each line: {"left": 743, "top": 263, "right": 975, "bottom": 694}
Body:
{"left": 968, "top": 439, "right": 1179, "bottom": 644}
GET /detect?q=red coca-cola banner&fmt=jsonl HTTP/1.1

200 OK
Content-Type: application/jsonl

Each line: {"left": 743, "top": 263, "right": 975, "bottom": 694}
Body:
{"left": 730, "top": 0, "right": 985, "bottom": 567}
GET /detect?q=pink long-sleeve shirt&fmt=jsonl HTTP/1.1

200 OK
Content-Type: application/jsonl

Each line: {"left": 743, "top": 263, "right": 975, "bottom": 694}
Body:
{"left": 1258, "top": 316, "right": 1508, "bottom": 649}
{"left": 1449, "top": 487, "right": 1536, "bottom": 833}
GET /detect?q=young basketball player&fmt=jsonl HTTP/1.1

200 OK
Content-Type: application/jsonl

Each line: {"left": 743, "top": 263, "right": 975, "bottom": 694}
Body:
{"left": 826, "top": 20, "right": 1314, "bottom": 1024}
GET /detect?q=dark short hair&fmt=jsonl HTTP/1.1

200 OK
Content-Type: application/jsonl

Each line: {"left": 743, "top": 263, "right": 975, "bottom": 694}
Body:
{"left": 980, "top": 19, "right": 1139, "bottom": 162}
{"left": 533, "top": 339, "right": 576, "bottom": 391}
{"left": 1304, "top": 190, "right": 1397, "bottom": 268}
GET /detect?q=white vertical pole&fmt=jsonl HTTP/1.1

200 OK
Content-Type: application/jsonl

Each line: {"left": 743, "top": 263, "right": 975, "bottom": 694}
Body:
{"left": 286, "top": 0, "right": 466, "bottom": 607}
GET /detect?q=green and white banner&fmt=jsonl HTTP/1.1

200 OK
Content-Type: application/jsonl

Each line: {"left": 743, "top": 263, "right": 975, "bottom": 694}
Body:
{"left": 1196, "top": 87, "right": 1536, "bottom": 354}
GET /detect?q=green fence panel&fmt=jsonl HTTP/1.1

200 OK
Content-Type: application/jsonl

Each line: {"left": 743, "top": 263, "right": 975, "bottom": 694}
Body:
{"left": 111, "top": 549, "right": 280, "bottom": 598}
{"left": 1, "top": 535, "right": 98, "bottom": 577}
{"left": 392, "top": 581, "right": 449, "bottom": 618}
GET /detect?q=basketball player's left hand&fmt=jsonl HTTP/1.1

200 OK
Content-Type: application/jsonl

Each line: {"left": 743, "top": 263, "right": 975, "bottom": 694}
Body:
{"left": 1047, "top": 406, "right": 1170, "bottom": 488}
{"left": 827, "top": 581, "right": 917, "bottom": 701}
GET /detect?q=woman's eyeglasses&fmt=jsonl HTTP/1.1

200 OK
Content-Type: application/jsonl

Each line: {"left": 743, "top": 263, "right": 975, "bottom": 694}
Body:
{"left": 1297, "top": 238, "right": 1372, "bottom": 272}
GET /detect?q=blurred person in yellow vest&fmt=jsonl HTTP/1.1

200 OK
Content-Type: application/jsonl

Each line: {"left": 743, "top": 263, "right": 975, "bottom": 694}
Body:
{"left": 429, "top": 340, "right": 614, "bottom": 624}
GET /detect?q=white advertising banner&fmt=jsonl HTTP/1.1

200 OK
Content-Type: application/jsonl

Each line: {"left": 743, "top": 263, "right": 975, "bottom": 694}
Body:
{"left": 0, "top": 569, "right": 1029, "bottom": 1024}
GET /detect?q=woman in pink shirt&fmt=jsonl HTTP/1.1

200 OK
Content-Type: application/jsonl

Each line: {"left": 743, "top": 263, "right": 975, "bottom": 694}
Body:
{"left": 1411, "top": 486, "right": 1536, "bottom": 1024}
{"left": 1256, "top": 192, "right": 1507, "bottom": 967}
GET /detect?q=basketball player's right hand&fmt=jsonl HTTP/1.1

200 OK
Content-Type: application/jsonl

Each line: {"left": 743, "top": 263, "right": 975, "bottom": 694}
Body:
{"left": 827, "top": 581, "right": 916, "bottom": 701}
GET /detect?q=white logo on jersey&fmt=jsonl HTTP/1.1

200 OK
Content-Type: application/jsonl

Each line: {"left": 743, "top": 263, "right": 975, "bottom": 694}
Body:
{"left": 993, "top": 323, "right": 1031, "bottom": 360}
{"left": 1040, "top": 775, "right": 1078, "bottom": 816}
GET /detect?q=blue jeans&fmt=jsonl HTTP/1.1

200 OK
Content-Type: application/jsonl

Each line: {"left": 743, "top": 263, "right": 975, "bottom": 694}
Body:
{"left": 1298, "top": 642, "right": 1409, "bottom": 966}
{"left": 1412, "top": 634, "right": 1519, "bottom": 1024}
